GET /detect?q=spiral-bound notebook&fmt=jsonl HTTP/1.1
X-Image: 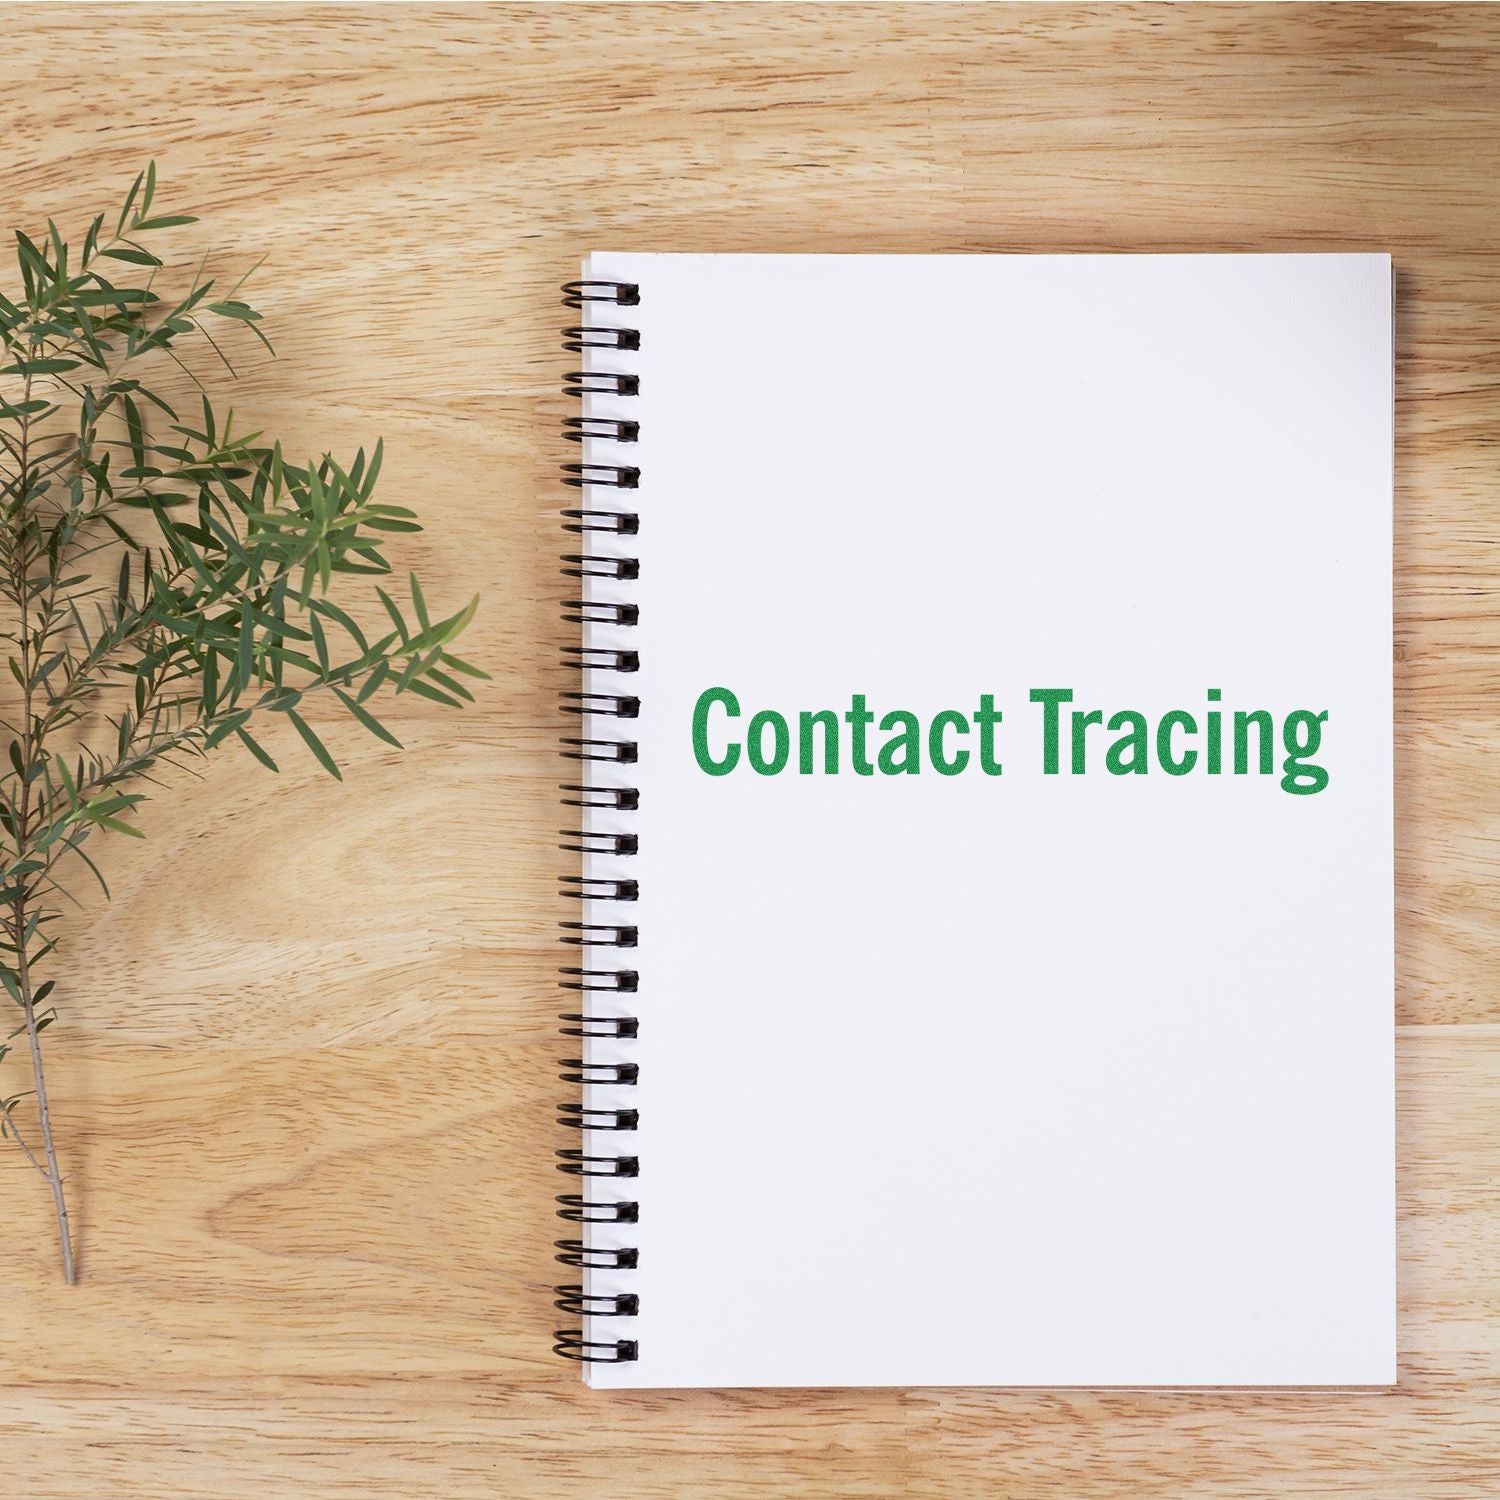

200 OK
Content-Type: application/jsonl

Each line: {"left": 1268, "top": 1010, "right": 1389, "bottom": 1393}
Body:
{"left": 555, "top": 254, "right": 1395, "bottom": 1389}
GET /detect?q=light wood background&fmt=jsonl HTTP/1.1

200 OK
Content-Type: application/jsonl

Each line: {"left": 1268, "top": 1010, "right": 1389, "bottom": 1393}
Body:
{"left": 3, "top": 3, "right": 1498, "bottom": 1495}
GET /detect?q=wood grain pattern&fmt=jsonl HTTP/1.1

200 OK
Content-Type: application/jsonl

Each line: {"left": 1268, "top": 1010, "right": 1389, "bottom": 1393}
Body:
{"left": 3, "top": 4, "right": 1499, "bottom": 1494}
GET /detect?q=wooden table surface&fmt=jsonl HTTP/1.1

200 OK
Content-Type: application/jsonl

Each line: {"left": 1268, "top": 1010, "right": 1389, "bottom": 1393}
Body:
{"left": 3, "top": 4, "right": 1498, "bottom": 1495}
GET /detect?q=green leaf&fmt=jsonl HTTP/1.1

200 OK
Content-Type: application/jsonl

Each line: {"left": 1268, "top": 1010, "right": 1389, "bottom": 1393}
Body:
{"left": 409, "top": 572, "right": 431, "bottom": 631}
{"left": 309, "top": 597, "right": 368, "bottom": 654}
{"left": 4, "top": 356, "right": 81, "bottom": 375}
{"left": 51, "top": 756, "right": 77, "bottom": 816}
{"left": 235, "top": 728, "right": 279, "bottom": 773}
{"left": 100, "top": 245, "right": 162, "bottom": 268}
{"left": 440, "top": 651, "right": 491, "bottom": 682}
{"left": 286, "top": 710, "right": 342, "bottom": 780}
{"left": 47, "top": 217, "right": 67, "bottom": 280}
{"left": 334, "top": 688, "right": 402, "bottom": 748}
{"left": 425, "top": 668, "right": 474, "bottom": 703}
{"left": 73, "top": 287, "right": 151, "bottom": 308}
{"left": 419, "top": 593, "right": 479, "bottom": 650}
{"left": 356, "top": 658, "right": 390, "bottom": 704}
{"left": 202, "top": 710, "right": 250, "bottom": 750}
{"left": 0, "top": 398, "right": 53, "bottom": 419}
{"left": 400, "top": 677, "right": 463, "bottom": 709}
{"left": 362, "top": 513, "right": 422, "bottom": 535}
{"left": 362, "top": 438, "right": 383, "bottom": 496}
{"left": 69, "top": 838, "right": 112, "bottom": 900}
{"left": 123, "top": 394, "right": 145, "bottom": 470}
{"left": 15, "top": 230, "right": 50, "bottom": 294}
{"left": 89, "top": 812, "right": 145, "bottom": 839}
{"left": 207, "top": 301, "right": 262, "bottom": 322}
{"left": 374, "top": 587, "right": 410, "bottom": 645}
{"left": 116, "top": 167, "right": 145, "bottom": 235}
{"left": 309, "top": 612, "right": 330, "bottom": 673}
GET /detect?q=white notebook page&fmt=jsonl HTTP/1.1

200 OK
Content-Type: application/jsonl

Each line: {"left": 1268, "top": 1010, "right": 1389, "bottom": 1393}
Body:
{"left": 574, "top": 253, "right": 1394, "bottom": 1389}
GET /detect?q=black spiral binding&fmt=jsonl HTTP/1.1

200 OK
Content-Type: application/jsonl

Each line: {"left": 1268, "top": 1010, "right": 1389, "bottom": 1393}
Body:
{"left": 554, "top": 278, "right": 641, "bottom": 1367}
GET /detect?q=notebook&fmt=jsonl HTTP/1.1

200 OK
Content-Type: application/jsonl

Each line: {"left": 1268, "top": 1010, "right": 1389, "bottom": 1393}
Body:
{"left": 554, "top": 253, "right": 1394, "bottom": 1389}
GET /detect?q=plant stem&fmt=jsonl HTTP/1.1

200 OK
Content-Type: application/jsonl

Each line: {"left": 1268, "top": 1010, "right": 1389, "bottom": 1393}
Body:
{"left": 6, "top": 355, "right": 75, "bottom": 1282}
{"left": 12, "top": 902, "right": 74, "bottom": 1284}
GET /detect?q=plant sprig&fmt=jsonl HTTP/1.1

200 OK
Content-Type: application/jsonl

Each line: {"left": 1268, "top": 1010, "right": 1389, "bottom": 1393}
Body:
{"left": 0, "top": 164, "right": 482, "bottom": 1280}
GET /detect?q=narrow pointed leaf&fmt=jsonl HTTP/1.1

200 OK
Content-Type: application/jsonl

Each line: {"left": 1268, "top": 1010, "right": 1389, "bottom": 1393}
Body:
{"left": 286, "top": 710, "right": 341, "bottom": 780}
{"left": 235, "top": 727, "right": 279, "bottom": 772}
{"left": 334, "top": 689, "right": 402, "bottom": 748}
